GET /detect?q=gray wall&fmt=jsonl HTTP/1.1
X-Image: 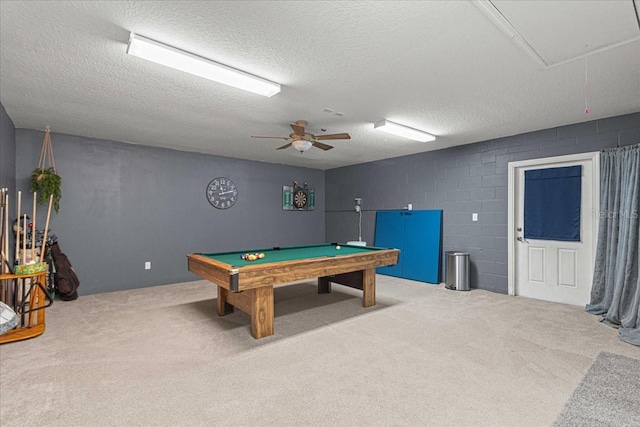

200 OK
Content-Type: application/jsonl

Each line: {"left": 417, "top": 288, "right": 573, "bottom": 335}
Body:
{"left": 326, "top": 112, "right": 640, "bottom": 294}
{"left": 15, "top": 129, "right": 325, "bottom": 295}
{"left": 7, "top": 111, "right": 640, "bottom": 297}
{"left": 0, "top": 103, "right": 16, "bottom": 194}
{"left": 0, "top": 104, "right": 17, "bottom": 263}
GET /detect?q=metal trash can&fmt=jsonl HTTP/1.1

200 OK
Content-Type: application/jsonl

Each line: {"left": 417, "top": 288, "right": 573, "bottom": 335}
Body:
{"left": 445, "top": 251, "right": 470, "bottom": 291}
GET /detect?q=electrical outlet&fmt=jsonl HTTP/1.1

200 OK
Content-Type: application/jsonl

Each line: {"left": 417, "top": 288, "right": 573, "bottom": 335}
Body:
{"left": 145, "top": 262, "right": 151, "bottom": 270}
{"left": 472, "top": 213, "right": 478, "bottom": 222}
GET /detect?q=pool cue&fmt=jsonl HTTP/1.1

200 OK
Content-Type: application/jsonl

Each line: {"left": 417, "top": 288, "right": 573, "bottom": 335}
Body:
{"left": 0, "top": 190, "right": 3, "bottom": 260}
{"left": 19, "top": 214, "right": 26, "bottom": 326}
{"left": 16, "top": 191, "right": 21, "bottom": 265}
{"left": 30, "top": 192, "right": 39, "bottom": 325}
{"left": 5, "top": 192, "right": 17, "bottom": 309}
{"left": 4, "top": 191, "right": 10, "bottom": 260}
{"left": 1, "top": 191, "right": 8, "bottom": 303}
{"left": 27, "top": 267, "right": 40, "bottom": 328}
{"left": 0, "top": 189, "right": 3, "bottom": 271}
{"left": 0, "top": 193, "right": 2, "bottom": 302}
{"left": 39, "top": 194, "right": 53, "bottom": 263}
{"left": 1, "top": 189, "right": 6, "bottom": 274}
{"left": 22, "top": 215, "right": 27, "bottom": 265}
{"left": 5, "top": 193, "right": 10, "bottom": 272}
{"left": 27, "top": 192, "right": 39, "bottom": 326}
{"left": 31, "top": 192, "right": 37, "bottom": 261}
{"left": 1, "top": 192, "right": 8, "bottom": 268}
{"left": 6, "top": 192, "right": 10, "bottom": 270}
{"left": 0, "top": 193, "right": 4, "bottom": 275}
{"left": 21, "top": 214, "right": 29, "bottom": 326}
{"left": 0, "top": 248, "right": 10, "bottom": 273}
{"left": 0, "top": 251, "right": 8, "bottom": 284}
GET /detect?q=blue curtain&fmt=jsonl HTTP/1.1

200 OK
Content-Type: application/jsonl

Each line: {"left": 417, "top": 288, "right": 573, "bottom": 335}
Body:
{"left": 524, "top": 166, "right": 582, "bottom": 241}
{"left": 586, "top": 144, "right": 640, "bottom": 346}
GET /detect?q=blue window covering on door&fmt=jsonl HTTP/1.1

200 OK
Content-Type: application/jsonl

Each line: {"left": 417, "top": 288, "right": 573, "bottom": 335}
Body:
{"left": 524, "top": 166, "right": 581, "bottom": 241}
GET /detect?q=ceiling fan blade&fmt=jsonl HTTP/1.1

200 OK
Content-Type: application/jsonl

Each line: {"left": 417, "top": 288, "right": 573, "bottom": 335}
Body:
{"left": 314, "top": 133, "right": 351, "bottom": 140}
{"left": 290, "top": 123, "right": 305, "bottom": 136}
{"left": 312, "top": 141, "right": 334, "bottom": 151}
{"left": 277, "top": 143, "right": 293, "bottom": 150}
{"left": 252, "top": 136, "right": 290, "bottom": 140}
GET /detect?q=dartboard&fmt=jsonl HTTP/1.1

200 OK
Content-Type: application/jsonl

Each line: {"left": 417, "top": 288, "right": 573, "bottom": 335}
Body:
{"left": 293, "top": 190, "right": 307, "bottom": 208}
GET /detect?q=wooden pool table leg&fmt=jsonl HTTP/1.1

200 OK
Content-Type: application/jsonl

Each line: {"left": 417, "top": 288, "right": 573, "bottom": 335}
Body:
{"left": 250, "top": 286, "right": 274, "bottom": 339}
{"left": 217, "top": 286, "right": 234, "bottom": 315}
{"left": 217, "top": 285, "right": 274, "bottom": 339}
{"left": 362, "top": 268, "right": 376, "bottom": 307}
{"left": 318, "top": 269, "right": 376, "bottom": 307}
{"left": 317, "top": 277, "right": 331, "bottom": 294}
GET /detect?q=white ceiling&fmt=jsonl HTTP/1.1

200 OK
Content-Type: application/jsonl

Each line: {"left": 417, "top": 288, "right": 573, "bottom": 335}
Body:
{"left": 1, "top": 1, "right": 639, "bottom": 170}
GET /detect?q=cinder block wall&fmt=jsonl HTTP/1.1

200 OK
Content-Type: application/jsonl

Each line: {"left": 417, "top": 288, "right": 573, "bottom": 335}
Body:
{"left": 326, "top": 113, "right": 640, "bottom": 293}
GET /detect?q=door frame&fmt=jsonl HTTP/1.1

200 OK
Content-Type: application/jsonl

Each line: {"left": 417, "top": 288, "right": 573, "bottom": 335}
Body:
{"left": 507, "top": 152, "right": 600, "bottom": 297}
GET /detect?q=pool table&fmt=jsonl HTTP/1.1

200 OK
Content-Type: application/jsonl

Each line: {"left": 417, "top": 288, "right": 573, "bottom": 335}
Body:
{"left": 187, "top": 243, "right": 399, "bottom": 339}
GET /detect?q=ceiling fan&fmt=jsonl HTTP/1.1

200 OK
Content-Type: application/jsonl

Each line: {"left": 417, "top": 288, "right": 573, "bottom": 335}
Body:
{"left": 252, "top": 120, "right": 351, "bottom": 152}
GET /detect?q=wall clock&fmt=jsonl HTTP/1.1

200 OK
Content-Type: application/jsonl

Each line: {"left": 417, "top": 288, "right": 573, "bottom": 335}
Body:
{"left": 206, "top": 177, "right": 238, "bottom": 209}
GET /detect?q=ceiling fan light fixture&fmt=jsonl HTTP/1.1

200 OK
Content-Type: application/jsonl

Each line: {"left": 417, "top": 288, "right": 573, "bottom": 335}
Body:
{"left": 374, "top": 119, "right": 436, "bottom": 142}
{"left": 126, "top": 33, "right": 281, "bottom": 97}
{"left": 292, "top": 140, "right": 313, "bottom": 152}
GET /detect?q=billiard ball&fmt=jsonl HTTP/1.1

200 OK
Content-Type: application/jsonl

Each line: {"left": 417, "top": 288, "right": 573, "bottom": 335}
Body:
{"left": 259, "top": 253, "right": 265, "bottom": 259}
{"left": 335, "top": 245, "right": 341, "bottom": 250}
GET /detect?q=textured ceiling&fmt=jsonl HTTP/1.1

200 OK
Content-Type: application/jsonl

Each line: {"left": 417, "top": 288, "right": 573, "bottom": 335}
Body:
{"left": 1, "top": 1, "right": 639, "bottom": 170}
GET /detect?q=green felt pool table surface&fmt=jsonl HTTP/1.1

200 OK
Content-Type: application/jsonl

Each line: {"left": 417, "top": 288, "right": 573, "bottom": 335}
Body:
{"left": 200, "top": 243, "right": 382, "bottom": 267}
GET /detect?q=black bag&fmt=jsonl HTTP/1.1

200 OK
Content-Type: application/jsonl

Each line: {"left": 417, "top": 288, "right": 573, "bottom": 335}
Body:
{"left": 50, "top": 242, "right": 80, "bottom": 301}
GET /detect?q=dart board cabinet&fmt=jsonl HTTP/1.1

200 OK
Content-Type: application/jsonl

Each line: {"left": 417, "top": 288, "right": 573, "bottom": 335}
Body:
{"left": 283, "top": 183, "right": 315, "bottom": 211}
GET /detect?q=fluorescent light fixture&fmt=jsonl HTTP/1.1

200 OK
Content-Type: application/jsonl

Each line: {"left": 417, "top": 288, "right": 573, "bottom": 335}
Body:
{"left": 126, "top": 33, "right": 281, "bottom": 97}
{"left": 374, "top": 119, "right": 436, "bottom": 142}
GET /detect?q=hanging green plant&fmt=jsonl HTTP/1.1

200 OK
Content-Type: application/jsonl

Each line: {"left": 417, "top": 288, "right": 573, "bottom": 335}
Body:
{"left": 31, "top": 126, "right": 61, "bottom": 213}
{"left": 31, "top": 167, "right": 61, "bottom": 213}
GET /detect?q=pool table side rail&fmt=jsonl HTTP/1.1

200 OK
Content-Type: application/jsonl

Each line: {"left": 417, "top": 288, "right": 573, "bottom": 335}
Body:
{"left": 187, "top": 249, "right": 399, "bottom": 292}
{"left": 187, "top": 254, "right": 241, "bottom": 290}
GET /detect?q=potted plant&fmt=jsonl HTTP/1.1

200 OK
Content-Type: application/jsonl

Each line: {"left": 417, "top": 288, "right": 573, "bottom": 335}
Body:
{"left": 31, "top": 167, "right": 61, "bottom": 213}
{"left": 31, "top": 126, "right": 61, "bottom": 212}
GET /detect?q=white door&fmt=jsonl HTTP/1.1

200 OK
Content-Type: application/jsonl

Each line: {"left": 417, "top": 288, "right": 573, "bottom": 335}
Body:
{"left": 508, "top": 153, "right": 599, "bottom": 306}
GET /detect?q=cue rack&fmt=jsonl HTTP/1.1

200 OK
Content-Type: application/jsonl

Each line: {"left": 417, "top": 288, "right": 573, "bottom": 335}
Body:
{"left": 0, "top": 188, "right": 54, "bottom": 344}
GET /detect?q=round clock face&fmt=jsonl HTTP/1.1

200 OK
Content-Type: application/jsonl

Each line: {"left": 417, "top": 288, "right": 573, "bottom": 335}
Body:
{"left": 293, "top": 190, "right": 307, "bottom": 209}
{"left": 206, "top": 177, "right": 238, "bottom": 210}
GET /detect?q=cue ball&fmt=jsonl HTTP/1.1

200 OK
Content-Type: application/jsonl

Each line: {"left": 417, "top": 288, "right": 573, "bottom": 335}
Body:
{"left": 336, "top": 245, "right": 341, "bottom": 250}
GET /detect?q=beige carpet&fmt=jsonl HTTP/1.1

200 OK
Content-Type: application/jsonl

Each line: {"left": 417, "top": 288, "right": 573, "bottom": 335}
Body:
{"left": 1, "top": 276, "right": 638, "bottom": 426}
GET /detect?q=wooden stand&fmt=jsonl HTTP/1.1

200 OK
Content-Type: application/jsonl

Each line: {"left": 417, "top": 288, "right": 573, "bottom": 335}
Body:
{"left": 0, "top": 272, "right": 49, "bottom": 344}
